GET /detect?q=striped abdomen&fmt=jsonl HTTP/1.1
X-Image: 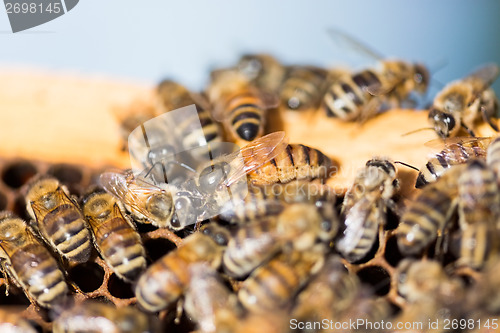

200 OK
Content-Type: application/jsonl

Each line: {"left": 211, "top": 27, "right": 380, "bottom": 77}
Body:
{"left": 248, "top": 144, "right": 332, "bottom": 185}
{"left": 11, "top": 243, "right": 68, "bottom": 308}
{"left": 135, "top": 253, "right": 190, "bottom": 312}
{"left": 280, "top": 66, "right": 328, "bottom": 111}
{"left": 457, "top": 222, "right": 493, "bottom": 269}
{"left": 397, "top": 172, "right": 459, "bottom": 255}
{"left": 323, "top": 69, "right": 381, "bottom": 120}
{"left": 224, "top": 90, "right": 266, "bottom": 143}
{"left": 92, "top": 216, "right": 146, "bottom": 282}
{"left": 487, "top": 136, "right": 500, "bottom": 176}
{"left": 222, "top": 220, "right": 280, "bottom": 278}
{"left": 42, "top": 204, "right": 92, "bottom": 264}
{"left": 416, "top": 140, "right": 489, "bottom": 188}
{"left": 238, "top": 257, "right": 302, "bottom": 312}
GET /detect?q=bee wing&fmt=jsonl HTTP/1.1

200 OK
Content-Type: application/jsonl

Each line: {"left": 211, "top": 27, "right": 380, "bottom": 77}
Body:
{"left": 222, "top": 131, "right": 289, "bottom": 187}
{"left": 465, "top": 63, "right": 499, "bottom": 87}
{"left": 99, "top": 172, "right": 165, "bottom": 221}
{"left": 30, "top": 187, "right": 75, "bottom": 218}
{"left": 424, "top": 136, "right": 492, "bottom": 151}
{"left": 327, "top": 27, "right": 384, "bottom": 63}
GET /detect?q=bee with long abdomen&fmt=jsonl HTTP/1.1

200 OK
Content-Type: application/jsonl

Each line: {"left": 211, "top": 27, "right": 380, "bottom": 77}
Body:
{"left": 397, "top": 165, "right": 462, "bottom": 256}
{"left": 323, "top": 29, "right": 429, "bottom": 122}
{"left": 207, "top": 70, "right": 278, "bottom": 145}
{"left": 25, "top": 176, "right": 92, "bottom": 265}
{"left": 456, "top": 159, "right": 500, "bottom": 269}
{"left": 81, "top": 187, "right": 146, "bottom": 282}
{"left": 0, "top": 212, "right": 69, "bottom": 309}
{"left": 246, "top": 143, "right": 332, "bottom": 186}
{"left": 238, "top": 245, "right": 325, "bottom": 313}
{"left": 416, "top": 136, "right": 492, "bottom": 188}
{"left": 280, "top": 66, "right": 329, "bottom": 111}
{"left": 428, "top": 63, "right": 499, "bottom": 138}
{"left": 336, "top": 158, "right": 399, "bottom": 262}
{"left": 134, "top": 232, "right": 223, "bottom": 313}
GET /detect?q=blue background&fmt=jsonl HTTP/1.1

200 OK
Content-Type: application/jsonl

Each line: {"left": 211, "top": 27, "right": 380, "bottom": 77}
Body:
{"left": 1, "top": 0, "right": 499, "bottom": 97}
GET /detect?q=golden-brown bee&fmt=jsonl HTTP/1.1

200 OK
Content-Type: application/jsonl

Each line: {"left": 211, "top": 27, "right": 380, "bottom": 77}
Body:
{"left": 81, "top": 187, "right": 146, "bottom": 282}
{"left": 156, "top": 80, "right": 223, "bottom": 162}
{"left": 53, "top": 301, "right": 154, "bottom": 333}
{"left": 207, "top": 70, "right": 278, "bottom": 145}
{"left": 237, "top": 54, "right": 286, "bottom": 94}
{"left": 184, "top": 263, "right": 242, "bottom": 333}
{"left": 238, "top": 245, "right": 325, "bottom": 313}
{"left": 396, "top": 259, "right": 464, "bottom": 304}
{"left": 0, "top": 212, "right": 68, "bottom": 309}
{"left": 337, "top": 158, "right": 399, "bottom": 262}
{"left": 416, "top": 137, "right": 492, "bottom": 188}
{"left": 487, "top": 135, "right": 500, "bottom": 178}
{"left": 397, "top": 165, "right": 462, "bottom": 256}
{"left": 279, "top": 66, "right": 329, "bottom": 111}
{"left": 25, "top": 176, "right": 92, "bottom": 265}
{"left": 222, "top": 203, "right": 337, "bottom": 279}
{"left": 246, "top": 143, "right": 332, "bottom": 186}
{"left": 323, "top": 29, "right": 429, "bottom": 122}
{"left": 134, "top": 232, "right": 223, "bottom": 313}
{"left": 100, "top": 171, "right": 197, "bottom": 230}
{"left": 428, "top": 63, "right": 499, "bottom": 138}
{"left": 292, "top": 255, "right": 360, "bottom": 324}
{"left": 0, "top": 307, "right": 38, "bottom": 333}
{"left": 456, "top": 159, "right": 500, "bottom": 269}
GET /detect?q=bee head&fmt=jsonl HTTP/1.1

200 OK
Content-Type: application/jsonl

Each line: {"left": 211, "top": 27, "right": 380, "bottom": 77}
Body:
{"left": 428, "top": 108, "right": 457, "bottom": 138}
{"left": 413, "top": 63, "right": 430, "bottom": 94}
{"left": 146, "top": 192, "right": 174, "bottom": 226}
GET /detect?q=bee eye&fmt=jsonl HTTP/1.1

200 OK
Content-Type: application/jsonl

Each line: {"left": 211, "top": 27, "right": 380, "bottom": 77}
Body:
{"left": 173, "top": 196, "right": 197, "bottom": 229}
{"left": 198, "top": 163, "right": 229, "bottom": 193}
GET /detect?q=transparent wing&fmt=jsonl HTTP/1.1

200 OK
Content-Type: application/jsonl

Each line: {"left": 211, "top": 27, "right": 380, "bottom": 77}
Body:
{"left": 337, "top": 197, "right": 376, "bottom": 255}
{"left": 424, "top": 137, "right": 491, "bottom": 164}
{"left": 222, "top": 131, "right": 289, "bottom": 186}
{"left": 99, "top": 171, "right": 165, "bottom": 220}
{"left": 465, "top": 63, "right": 499, "bottom": 87}
{"left": 327, "top": 27, "right": 384, "bottom": 62}
{"left": 424, "top": 136, "right": 492, "bottom": 150}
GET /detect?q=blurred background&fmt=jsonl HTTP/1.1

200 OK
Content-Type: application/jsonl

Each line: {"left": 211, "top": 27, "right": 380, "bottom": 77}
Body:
{"left": 1, "top": 0, "right": 500, "bottom": 98}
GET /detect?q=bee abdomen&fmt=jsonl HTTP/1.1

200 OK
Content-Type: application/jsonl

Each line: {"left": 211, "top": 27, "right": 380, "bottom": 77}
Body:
{"left": 238, "top": 259, "right": 300, "bottom": 312}
{"left": 487, "top": 137, "right": 500, "bottom": 175}
{"left": 458, "top": 222, "right": 492, "bottom": 269}
{"left": 135, "top": 254, "right": 189, "bottom": 312}
{"left": 323, "top": 79, "right": 365, "bottom": 120}
{"left": 339, "top": 218, "right": 379, "bottom": 263}
{"left": 397, "top": 187, "right": 454, "bottom": 255}
{"left": 12, "top": 244, "right": 68, "bottom": 308}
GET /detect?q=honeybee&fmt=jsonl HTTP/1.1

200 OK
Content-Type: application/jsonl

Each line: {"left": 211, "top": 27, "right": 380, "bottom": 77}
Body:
{"left": 487, "top": 135, "right": 500, "bottom": 177}
{"left": 416, "top": 137, "right": 492, "bottom": 188}
{"left": 397, "top": 165, "right": 462, "bottom": 255}
{"left": 184, "top": 263, "right": 242, "bottom": 333}
{"left": 81, "top": 187, "right": 147, "bottom": 282}
{"left": 219, "top": 180, "right": 336, "bottom": 224}
{"left": 237, "top": 54, "right": 286, "bottom": 94}
{"left": 336, "top": 158, "right": 399, "bottom": 262}
{"left": 0, "top": 307, "right": 38, "bottom": 333}
{"left": 222, "top": 203, "right": 337, "bottom": 279}
{"left": 99, "top": 170, "right": 198, "bottom": 230}
{"left": 53, "top": 301, "right": 154, "bottom": 333}
{"left": 428, "top": 63, "right": 499, "bottom": 138}
{"left": 292, "top": 255, "right": 361, "bottom": 324}
{"left": 396, "top": 259, "right": 464, "bottom": 305}
{"left": 456, "top": 159, "right": 500, "bottom": 269}
{"left": 0, "top": 212, "right": 68, "bottom": 309}
{"left": 25, "top": 176, "right": 92, "bottom": 265}
{"left": 207, "top": 70, "right": 278, "bottom": 145}
{"left": 238, "top": 244, "right": 325, "bottom": 313}
{"left": 279, "top": 66, "right": 329, "bottom": 111}
{"left": 155, "top": 80, "right": 223, "bottom": 162}
{"left": 323, "top": 29, "right": 429, "bottom": 122}
{"left": 246, "top": 143, "right": 332, "bottom": 185}
{"left": 134, "top": 232, "right": 223, "bottom": 313}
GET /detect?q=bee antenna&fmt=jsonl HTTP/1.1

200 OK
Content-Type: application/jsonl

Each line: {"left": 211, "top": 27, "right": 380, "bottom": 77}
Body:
{"left": 394, "top": 161, "right": 419, "bottom": 172}
{"left": 401, "top": 127, "right": 435, "bottom": 137}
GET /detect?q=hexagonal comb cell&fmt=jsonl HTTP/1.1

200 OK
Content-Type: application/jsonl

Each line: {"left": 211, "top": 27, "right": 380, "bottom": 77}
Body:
{"left": 1, "top": 161, "right": 37, "bottom": 189}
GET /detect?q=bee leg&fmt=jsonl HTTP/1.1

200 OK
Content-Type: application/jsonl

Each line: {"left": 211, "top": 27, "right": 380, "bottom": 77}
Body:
{"left": 461, "top": 123, "right": 476, "bottom": 137}
{"left": 174, "top": 298, "right": 184, "bottom": 324}
{"left": 481, "top": 105, "right": 499, "bottom": 132}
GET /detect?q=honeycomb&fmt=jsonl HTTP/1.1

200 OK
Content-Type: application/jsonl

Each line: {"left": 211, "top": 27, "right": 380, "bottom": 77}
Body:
{"left": 0, "top": 71, "right": 498, "bottom": 332}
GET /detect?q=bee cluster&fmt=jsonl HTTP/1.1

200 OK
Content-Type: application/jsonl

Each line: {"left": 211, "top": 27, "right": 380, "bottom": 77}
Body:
{"left": 1, "top": 30, "right": 500, "bottom": 332}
